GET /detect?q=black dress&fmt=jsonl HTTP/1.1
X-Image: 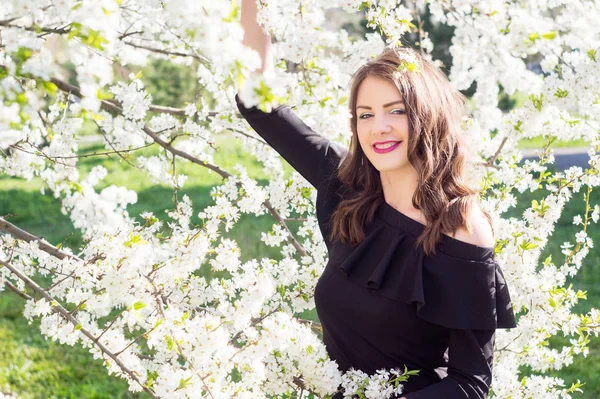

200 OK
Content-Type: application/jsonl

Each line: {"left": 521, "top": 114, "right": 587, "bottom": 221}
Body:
{"left": 235, "top": 94, "right": 517, "bottom": 399}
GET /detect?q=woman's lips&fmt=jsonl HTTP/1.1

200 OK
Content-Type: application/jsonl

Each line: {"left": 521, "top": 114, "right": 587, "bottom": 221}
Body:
{"left": 373, "top": 141, "right": 401, "bottom": 154}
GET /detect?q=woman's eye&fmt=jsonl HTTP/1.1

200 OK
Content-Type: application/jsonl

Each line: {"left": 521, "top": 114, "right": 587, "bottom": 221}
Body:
{"left": 359, "top": 110, "right": 405, "bottom": 119}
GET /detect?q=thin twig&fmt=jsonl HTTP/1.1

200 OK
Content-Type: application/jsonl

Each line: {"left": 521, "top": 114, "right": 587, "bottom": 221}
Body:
{"left": 99, "top": 128, "right": 137, "bottom": 167}
{"left": 486, "top": 136, "right": 509, "bottom": 167}
{"left": 118, "top": 30, "right": 144, "bottom": 40}
{"left": 48, "top": 143, "right": 155, "bottom": 159}
{"left": 123, "top": 41, "right": 199, "bottom": 60}
{"left": 0, "top": 258, "right": 158, "bottom": 398}
{"left": 148, "top": 278, "right": 215, "bottom": 399}
{"left": 4, "top": 281, "right": 32, "bottom": 300}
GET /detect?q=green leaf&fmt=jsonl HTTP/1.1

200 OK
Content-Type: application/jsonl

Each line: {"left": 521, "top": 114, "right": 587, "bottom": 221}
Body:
{"left": 15, "top": 92, "right": 27, "bottom": 105}
{"left": 69, "top": 182, "right": 84, "bottom": 194}
{"left": 514, "top": 120, "right": 523, "bottom": 133}
{"left": 531, "top": 199, "right": 539, "bottom": 210}
{"left": 554, "top": 88, "right": 568, "bottom": 98}
{"left": 146, "top": 371, "right": 158, "bottom": 388}
{"left": 576, "top": 290, "right": 587, "bottom": 300}
{"left": 43, "top": 81, "right": 58, "bottom": 95}
{"left": 16, "top": 47, "right": 32, "bottom": 62}
{"left": 66, "top": 22, "right": 82, "bottom": 40}
{"left": 276, "top": 285, "right": 286, "bottom": 297}
{"left": 97, "top": 88, "right": 114, "bottom": 100}
{"left": 177, "top": 376, "right": 193, "bottom": 390}
{"left": 124, "top": 234, "right": 149, "bottom": 248}
{"left": 566, "top": 379, "right": 585, "bottom": 394}
{"left": 222, "top": 3, "right": 240, "bottom": 23}
{"left": 542, "top": 31, "right": 557, "bottom": 40}
{"left": 300, "top": 187, "right": 312, "bottom": 200}
{"left": 74, "top": 324, "right": 82, "bottom": 331}
{"left": 529, "top": 93, "right": 544, "bottom": 111}
{"left": 165, "top": 335, "right": 175, "bottom": 351}
{"left": 519, "top": 240, "right": 539, "bottom": 251}
{"left": 587, "top": 49, "right": 597, "bottom": 62}
{"left": 133, "top": 301, "right": 146, "bottom": 311}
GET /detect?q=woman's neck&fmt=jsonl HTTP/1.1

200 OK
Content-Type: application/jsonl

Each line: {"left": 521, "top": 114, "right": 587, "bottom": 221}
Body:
{"left": 380, "top": 167, "right": 424, "bottom": 222}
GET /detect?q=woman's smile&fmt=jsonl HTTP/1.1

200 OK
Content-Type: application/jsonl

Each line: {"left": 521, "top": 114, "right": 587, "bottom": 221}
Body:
{"left": 373, "top": 141, "right": 402, "bottom": 153}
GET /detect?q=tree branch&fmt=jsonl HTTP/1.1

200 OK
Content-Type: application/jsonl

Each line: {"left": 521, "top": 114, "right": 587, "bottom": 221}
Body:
{"left": 123, "top": 41, "right": 199, "bottom": 60}
{"left": 0, "top": 21, "right": 72, "bottom": 35}
{"left": 47, "top": 76, "right": 307, "bottom": 257}
{"left": 0, "top": 258, "right": 158, "bottom": 398}
{"left": 36, "top": 143, "right": 155, "bottom": 160}
{"left": 4, "top": 280, "right": 32, "bottom": 300}
{"left": 0, "top": 217, "right": 80, "bottom": 262}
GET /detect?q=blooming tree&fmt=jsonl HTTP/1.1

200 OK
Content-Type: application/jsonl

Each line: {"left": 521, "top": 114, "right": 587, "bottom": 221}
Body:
{"left": 1, "top": 0, "right": 599, "bottom": 398}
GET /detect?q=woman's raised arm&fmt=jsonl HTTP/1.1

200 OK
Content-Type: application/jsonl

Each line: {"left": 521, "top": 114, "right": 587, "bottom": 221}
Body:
{"left": 237, "top": 0, "right": 348, "bottom": 190}
{"left": 241, "top": 0, "right": 273, "bottom": 77}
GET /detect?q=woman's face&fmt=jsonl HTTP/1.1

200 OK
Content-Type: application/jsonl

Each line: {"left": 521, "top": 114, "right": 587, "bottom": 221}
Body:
{"left": 355, "top": 76, "right": 412, "bottom": 175}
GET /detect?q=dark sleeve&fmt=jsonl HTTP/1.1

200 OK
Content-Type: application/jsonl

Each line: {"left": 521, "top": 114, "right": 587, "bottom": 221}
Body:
{"left": 235, "top": 93, "right": 347, "bottom": 189}
{"left": 404, "top": 329, "right": 495, "bottom": 399}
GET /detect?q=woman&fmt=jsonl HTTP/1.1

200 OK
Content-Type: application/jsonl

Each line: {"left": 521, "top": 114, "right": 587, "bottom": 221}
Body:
{"left": 237, "top": 1, "right": 517, "bottom": 398}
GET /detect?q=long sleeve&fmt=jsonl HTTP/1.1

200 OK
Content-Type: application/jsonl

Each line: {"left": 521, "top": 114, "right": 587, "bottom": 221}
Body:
{"left": 235, "top": 93, "right": 347, "bottom": 189}
{"left": 404, "top": 329, "right": 495, "bottom": 399}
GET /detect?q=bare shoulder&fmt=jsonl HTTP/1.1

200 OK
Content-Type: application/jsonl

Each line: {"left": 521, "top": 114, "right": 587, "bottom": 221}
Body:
{"left": 452, "top": 205, "right": 496, "bottom": 248}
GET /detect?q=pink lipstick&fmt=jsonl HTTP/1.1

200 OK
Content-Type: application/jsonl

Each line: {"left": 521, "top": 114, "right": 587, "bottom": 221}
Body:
{"left": 373, "top": 141, "right": 401, "bottom": 154}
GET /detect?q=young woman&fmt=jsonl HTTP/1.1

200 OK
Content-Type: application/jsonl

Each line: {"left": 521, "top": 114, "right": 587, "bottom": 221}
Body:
{"left": 238, "top": 1, "right": 517, "bottom": 398}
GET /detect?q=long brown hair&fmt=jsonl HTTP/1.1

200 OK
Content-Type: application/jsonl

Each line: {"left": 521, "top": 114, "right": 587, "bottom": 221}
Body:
{"left": 328, "top": 46, "right": 493, "bottom": 257}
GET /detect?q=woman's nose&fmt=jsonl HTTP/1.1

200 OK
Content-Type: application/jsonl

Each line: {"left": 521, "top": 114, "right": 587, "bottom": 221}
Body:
{"left": 372, "top": 114, "right": 392, "bottom": 135}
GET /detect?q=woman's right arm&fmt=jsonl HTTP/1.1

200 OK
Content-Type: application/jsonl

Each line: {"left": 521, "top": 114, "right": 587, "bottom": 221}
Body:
{"left": 241, "top": 0, "right": 273, "bottom": 77}
{"left": 237, "top": 0, "right": 348, "bottom": 189}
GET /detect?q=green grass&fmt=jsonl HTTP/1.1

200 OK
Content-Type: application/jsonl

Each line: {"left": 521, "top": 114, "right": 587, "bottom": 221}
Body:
{"left": 0, "top": 295, "right": 146, "bottom": 399}
{"left": 517, "top": 136, "right": 589, "bottom": 149}
{"left": 1, "top": 136, "right": 599, "bottom": 397}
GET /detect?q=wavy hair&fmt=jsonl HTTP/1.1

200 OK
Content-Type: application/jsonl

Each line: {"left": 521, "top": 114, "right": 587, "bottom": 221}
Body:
{"left": 328, "top": 46, "right": 493, "bottom": 257}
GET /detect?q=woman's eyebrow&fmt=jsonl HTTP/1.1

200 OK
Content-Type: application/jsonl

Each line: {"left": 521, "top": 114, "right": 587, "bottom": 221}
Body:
{"left": 356, "top": 100, "right": 404, "bottom": 110}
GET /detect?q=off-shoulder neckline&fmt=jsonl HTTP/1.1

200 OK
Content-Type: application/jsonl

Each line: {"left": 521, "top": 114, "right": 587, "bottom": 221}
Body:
{"left": 376, "top": 201, "right": 495, "bottom": 260}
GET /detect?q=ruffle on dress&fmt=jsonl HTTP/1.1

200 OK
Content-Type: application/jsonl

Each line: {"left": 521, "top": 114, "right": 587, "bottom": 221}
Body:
{"left": 336, "top": 203, "right": 517, "bottom": 331}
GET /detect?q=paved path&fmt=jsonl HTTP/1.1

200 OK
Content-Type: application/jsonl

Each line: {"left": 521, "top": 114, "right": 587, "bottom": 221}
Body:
{"left": 521, "top": 147, "right": 593, "bottom": 171}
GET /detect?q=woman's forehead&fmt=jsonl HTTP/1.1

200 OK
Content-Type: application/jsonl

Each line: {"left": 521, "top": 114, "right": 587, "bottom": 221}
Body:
{"left": 356, "top": 77, "right": 404, "bottom": 106}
